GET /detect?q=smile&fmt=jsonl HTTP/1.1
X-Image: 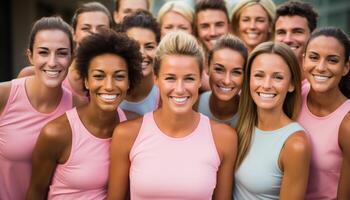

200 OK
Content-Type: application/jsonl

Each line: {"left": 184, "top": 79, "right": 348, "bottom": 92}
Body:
{"left": 43, "top": 69, "right": 61, "bottom": 78}
{"left": 258, "top": 92, "right": 276, "bottom": 99}
{"left": 98, "top": 94, "right": 119, "bottom": 102}
{"left": 171, "top": 96, "right": 189, "bottom": 104}
{"left": 313, "top": 74, "right": 330, "bottom": 82}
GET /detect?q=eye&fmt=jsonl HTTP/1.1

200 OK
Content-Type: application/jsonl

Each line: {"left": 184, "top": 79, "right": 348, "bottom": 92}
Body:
{"left": 145, "top": 44, "right": 156, "bottom": 50}
{"left": 213, "top": 66, "right": 224, "bottom": 73}
{"left": 57, "top": 51, "right": 69, "bottom": 57}
{"left": 38, "top": 51, "right": 49, "bottom": 56}
{"left": 114, "top": 73, "right": 127, "bottom": 81}
{"left": 185, "top": 76, "right": 195, "bottom": 81}
{"left": 81, "top": 27, "right": 90, "bottom": 32}
{"left": 256, "top": 18, "right": 266, "bottom": 23}
{"left": 273, "top": 74, "right": 284, "bottom": 80}
{"left": 328, "top": 57, "right": 339, "bottom": 64}
{"left": 241, "top": 17, "right": 250, "bottom": 22}
{"left": 253, "top": 73, "right": 263, "bottom": 78}
{"left": 92, "top": 74, "right": 104, "bottom": 80}
{"left": 231, "top": 69, "right": 243, "bottom": 76}
{"left": 164, "top": 25, "right": 173, "bottom": 30}
{"left": 275, "top": 30, "right": 285, "bottom": 36}
{"left": 179, "top": 26, "right": 189, "bottom": 30}
{"left": 216, "top": 22, "right": 225, "bottom": 27}
{"left": 308, "top": 54, "right": 318, "bottom": 61}
{"left": 164, "top": 76, "right": 175, "bottom": 81}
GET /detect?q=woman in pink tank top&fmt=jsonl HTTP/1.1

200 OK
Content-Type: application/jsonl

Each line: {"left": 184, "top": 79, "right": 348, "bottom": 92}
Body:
{"left": 298, "top": 27, "right": 350, "bottom": 199}
{"left": 0, "top": 17, "right": 76, "bottom": 200}
{"left": 107, "top": 32, "right": 237, "bottom": 200}
{"left": 26, "top": 30, "right": 142, "bottom": 199}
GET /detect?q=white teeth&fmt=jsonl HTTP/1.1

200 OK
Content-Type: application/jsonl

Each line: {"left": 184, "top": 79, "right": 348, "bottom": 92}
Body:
{"left": 99, "top": 94, "right": 117, "bottom": 102}
{"left": 290, "top": 46, "right": 298, "bottom": 50}
{"left": 247, "top": 33, "right": 259, "bottom": 39}
{"left": 219, "top": 86, "right": 233, "bottom": 92}
{"left": 314, "top": 75, "right": 329, "bottom": 82}
{"left": 44, "top": 70, "right": 60, "bottom": 78}
{"left": 209, "top": 39, "right": 218, "bottom": 45}
{"left": 259, "top": 92, "right": 275, "bottom": 98}
{"left": 172, "top": 97, "right": 187, "bottom": 104}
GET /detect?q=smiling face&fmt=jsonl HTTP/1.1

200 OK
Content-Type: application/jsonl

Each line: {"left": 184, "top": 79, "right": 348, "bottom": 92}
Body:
{"left": 303, "top": 36, "right": 349, "bottom": 94}
{"left": 126, "top": 27, "right": 157, "bottom": 78}
{"left": 250, "top": 53, "right": 294, "bottom": 112}
{"left": 161, "top": 11, "right": 192, "bottom": 37}
{"left": 29, "top": 29, "right": 72, "bottom": 88}
{"left": 155, "top": 55, "right": 201, "bottom": 114}
{"left": 275, "top": 15, "right": 310, "bottom": 62}
{"left": 196, "top": 9, "right": 229, "bottom": 50}
{"left": 238, "top": 4, "right": 270, "bottom": 51}
{"left": 209, "top": 48, "right": 245, "bottom": 101}
{"left": 85, "top": 53, "right": 129, "bottom": 112}
{"left": 74, "top": 11, "right": 110, "bottom": 45}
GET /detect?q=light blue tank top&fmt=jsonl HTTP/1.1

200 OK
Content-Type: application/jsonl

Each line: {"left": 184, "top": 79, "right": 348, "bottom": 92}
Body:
{"left": 234, "top": 122, "right": 304, "bottom": 200}
{"left": 198, "top": 91, "right": 238, "bottom": 128}
{"left": 120, "top": 85, "right": 159, "bottom": 115}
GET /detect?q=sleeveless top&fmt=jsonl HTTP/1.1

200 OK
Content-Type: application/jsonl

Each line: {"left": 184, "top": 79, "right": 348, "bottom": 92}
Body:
{"left": 234, "top": 123, "right": 304, "bottom": 200}
{"left": 130, "top": 112, "right": 220, "bottom": 200}
{"left": 298, "top": 83, "right": 350, "bottom": 200}
{"left": 120, "top": 85, "right": 159, "bottom": 115}
{"left": 198, "top": 91, "right": 239, "bottom": 128}
{"left": 0, "top": 77, "right": 73, "bottom": 200}
{"left": 48, "top": 107, "right": 126, "bottom": 199}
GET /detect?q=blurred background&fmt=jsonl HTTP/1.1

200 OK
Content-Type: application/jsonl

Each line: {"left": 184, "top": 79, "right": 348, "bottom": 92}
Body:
{"left": 0, "top": 0, "right": 349, "bottom": 81}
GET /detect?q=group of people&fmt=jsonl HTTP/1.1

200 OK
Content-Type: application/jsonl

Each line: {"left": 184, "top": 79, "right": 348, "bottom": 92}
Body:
{"left": 0, "top": 0, "right": 349, "bottom": 199}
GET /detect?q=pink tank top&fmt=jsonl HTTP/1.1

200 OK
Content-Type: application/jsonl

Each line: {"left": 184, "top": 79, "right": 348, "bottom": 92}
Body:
{"left": 0, "top": 77, "right": 73, "bottom": 200}
{"left": 298, "top": 83, "right": 350, "bottom": 200}
{"left": 48, "top": 107, "right": 126, "bottom": 200}
{"left": 130, "top": 112, "right": 220, "bottom": 200}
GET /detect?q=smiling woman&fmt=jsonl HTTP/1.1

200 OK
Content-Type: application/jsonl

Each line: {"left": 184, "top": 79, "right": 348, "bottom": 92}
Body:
{"left": 107, "top": 31, "right": 237, "bottom": 200}
{"left": 26, "top": 30, "right": 142, "bottom": 199}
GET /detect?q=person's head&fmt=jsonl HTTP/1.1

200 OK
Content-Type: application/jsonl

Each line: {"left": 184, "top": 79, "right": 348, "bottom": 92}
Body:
{"left": 154, "top": 32, "right": 204, "bottom": 114}
{"left": 120, "top": 10, "right": 160, "bottom": 78}
{"left": 236, "top": 41, "right": 301, "bottom": 168}
{"left": 114, "top": 0, "right": 149, "bottom": 24}
{"left": 275, "top": 1, "right": 318, "bottom": 62}
{"left": 27, "top": 16, "right": 73, "bottom": 88}
{"left": 303, "top": 27, "right": 350, "bottom": 98}
{"left": 195, "top": 0, "right": 230, "bottom": 51}
{"left": 157, "top": 1, "right": 194, "bottom": 37}
{"left": 71, "top": 2, "right": 113, "bottom": 45}
{"left": 76, "top": 29, "right": 143, "bottom": 109}
{"left": 207, "top": 34, "right": 248, "bottom": 101}
{"left": 231, "top": 0, "right": 276, "bottom": 52}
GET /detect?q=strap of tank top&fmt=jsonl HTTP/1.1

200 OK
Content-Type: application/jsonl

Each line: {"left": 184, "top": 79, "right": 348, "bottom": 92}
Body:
{"left": 117, "top": 107, "right": 127, "bottom": 122}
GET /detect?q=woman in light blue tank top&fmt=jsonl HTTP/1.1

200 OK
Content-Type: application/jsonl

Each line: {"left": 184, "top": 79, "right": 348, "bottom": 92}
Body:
{"left": 196, "top": 34, "right": 247, "bottom": 128}
{"left": 234, "top": 42, "right": 311, "bottom": 199}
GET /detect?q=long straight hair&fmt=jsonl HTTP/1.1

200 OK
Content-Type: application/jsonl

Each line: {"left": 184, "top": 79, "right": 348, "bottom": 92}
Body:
{"left": 235, "top": 41, "right": 301, "bottom": 168}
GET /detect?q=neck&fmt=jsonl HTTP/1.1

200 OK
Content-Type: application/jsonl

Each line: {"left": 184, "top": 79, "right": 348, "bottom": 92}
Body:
{"left": 209, "top": 94, "right": 239, "bottom": 120}
{"left": 257, "top": 107, "right": 291, "bottom": 131}
{"left": 126, "top": 74, "right": 154, "bottom": 102}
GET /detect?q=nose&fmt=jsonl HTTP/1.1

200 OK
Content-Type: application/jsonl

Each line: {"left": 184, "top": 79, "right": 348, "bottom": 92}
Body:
{"left": 315, "top": 59, "right": 326, "bottom": 72}
{"left": 174, "top": 80, "right": 185, "bottom": 94}
{"left": 209, "top": 25, "right": 217, "bottom": 36}
{"left": 249, "top": 20, "right": 256, "bottom": 29}
{"left": 224, "top": 72, "right": 231, "bottom": 85}
{"left": 104, "top": 76, "right": 114, "bottom": 91}
{"left": 262, "top": 77, "right": 272, "bottom": 90}
{"left": 139, "top": 46, "right": 146, "bottom": 57}
{"left": 47, "top": 53, "right": 56, "bottom": 68}
{"left": 282, "top": 32, "right": 293, "bottom": 44}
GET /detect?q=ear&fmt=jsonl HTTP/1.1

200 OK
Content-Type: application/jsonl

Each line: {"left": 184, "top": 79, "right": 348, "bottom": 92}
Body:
{"left": 153, "top": 75, "right": 159, "bottom": 87}
{"left": 113, "top": 11, "right": 119, "bottom": 24}
{"left": 27, "top": 49, "right": 34, "bottom": 65}
{"left": 342, "top": 60, "right": 350, "bottom": 76}
{"left": 288, "top": 82, "right": 295, "bottom": 93}
{"left": 84, "top": 78, "right": 89, "bottom": 90}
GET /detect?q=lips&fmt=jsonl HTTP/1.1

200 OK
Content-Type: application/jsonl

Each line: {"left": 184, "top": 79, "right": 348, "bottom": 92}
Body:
{"left": 98, "top": 94, "right": 119, "bottom": 102}
{"left": 43, "top": 69, "right": 61, "bottom": 78}
{"left": 246, "top": 32, "right": 260, "bottom": 40}
{"left": 218, "top": 85, "right": 233, "bottom": 93}
{"left": 258, "top": 92, "right": 276, "bottom": 99}
{"left": 142, "top": 59, "right": 151, "bottom": 70}
{"left": 171, "top": 96, "right": 189, "bottom": 104}
{"left": 313, "top": 74, "right": 330, "bottom": 82}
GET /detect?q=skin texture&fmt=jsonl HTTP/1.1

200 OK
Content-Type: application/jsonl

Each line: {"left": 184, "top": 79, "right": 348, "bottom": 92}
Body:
{"left": 303, "top": 36, "right": 350, "bottom": 199}
{"left": 275, "top": 15, "right": 310, "bottom": 81}
{"left": 113, "top": 0, "right": 148, "bottom": 24}
{"left": 107, "top": 55, "right": 237, "bottom": 200}
{"left": 196, "top": 9, "right": 229, "bottom": 51}
{"left": 250, "top": 53, "right": 310, "bottom": 199}
{"left": 26, "top": 53, "right": 138, "bottom": 199}
{"left": 238, "top": 4, "right": 270, "bottom": 53}
{"left": 160, "top": 11, "right": 192, "bottom": 37}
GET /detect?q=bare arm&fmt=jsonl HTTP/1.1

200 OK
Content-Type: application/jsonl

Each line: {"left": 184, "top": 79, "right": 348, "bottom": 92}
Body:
{"left": 0, "top": 81, "right": 12, "bottom": 115}
{"left": 26, "top": 116, "right": 71, "bottom": 200}
{"left": 279, "top": 131, "right": 311, "bottom": 200}
{"left": 123, "top": 109, "right": 140, "bottom": 121}
{"left": 107, "top": 118, "right": 142, "bottom": 200}
{"left": 17, "top": 66, "right": 35, "bottom": 78}
{"left": 338, "top": 113, "right": 350, "bottom": 199}
{"left": 211, "top": 121, "right": 238, "bottom": 200}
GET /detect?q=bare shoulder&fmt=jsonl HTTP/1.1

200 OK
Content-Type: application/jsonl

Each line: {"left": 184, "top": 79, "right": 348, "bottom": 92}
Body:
{"left": 284, "top": 131, "right": 310, "bottom": 153}
{"left": 17, "top": 66, "right": 35, "bottom": 78}
{"left": 112, "top": 116, "right": 143, "bottom": 146}
{"left": 123, "top": 109, "right": 140, "bottom": 121}
{"left": 339, "top": 112, "right": 350, "bottom": 149}
{"left": 0, "top": 81, "right": 13, "bottom": 115}
{"left": 210, "top": 120, "right": 238, "bottom": 159}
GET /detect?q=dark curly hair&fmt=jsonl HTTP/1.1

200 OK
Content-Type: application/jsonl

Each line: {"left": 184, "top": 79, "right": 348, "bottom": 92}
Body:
{"left": 118, "top": 10, "right": 160, "bottom": 43}
{"left": 276, "top": 1, "right": 318, "bottom": 33}
{"left": 76, "top": 29, "right": 142, "bottom": 92}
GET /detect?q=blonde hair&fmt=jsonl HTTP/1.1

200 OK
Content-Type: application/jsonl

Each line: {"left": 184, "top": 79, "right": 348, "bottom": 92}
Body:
{"left": 236, "top": 41, "right": 301, "bottom": 168}
{"left": 157, "top": 1, "right": 194, "bottom": 29}
{"left": 154, "top": 31, "right": 204, "bottom": 76}
{"left": 231, "top": 0, "right": 276, "bottom": 38}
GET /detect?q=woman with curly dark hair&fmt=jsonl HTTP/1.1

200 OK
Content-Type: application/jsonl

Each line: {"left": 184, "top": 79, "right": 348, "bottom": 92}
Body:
{"left": 26, "top": 30, "right": 142, "bottom": 199}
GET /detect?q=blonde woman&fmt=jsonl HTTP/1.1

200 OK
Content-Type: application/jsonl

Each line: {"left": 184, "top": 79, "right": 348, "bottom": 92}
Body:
{"left": 231, "top": 0, "right": 276, "bottom": 53}
{"left": 107, "top": 32, "right": 237, "bottom": 200}
{"left": 234, "top": 42, "right": 310, "bottom": 199}
{"left": 157, "top": 1, "right": 194, "bottom": 37}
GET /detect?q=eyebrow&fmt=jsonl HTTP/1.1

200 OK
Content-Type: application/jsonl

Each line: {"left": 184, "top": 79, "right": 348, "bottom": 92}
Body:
{"left": 37, "top": 47, "right": 69, "bottom": 51}
{"left": 91, "top": 69, "right": 127, "bottom": 73}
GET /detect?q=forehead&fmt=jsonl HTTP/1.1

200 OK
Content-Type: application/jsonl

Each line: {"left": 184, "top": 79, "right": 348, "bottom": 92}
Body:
{"left": 126, "top": 27, "right": 157, "bottom": 43}
{"left": 77, "top": 11, "right": 110, "bottom": 26}
{"left": 240, "top": 4, "right": 268, "bottom": 18}
{"left": 212, "top": 48, "right": 245, "bottom": 67}
{"left": 34, "top": 29, "right": 70, "bottom": 48}
{"left": 89, "top": 53, "right": 127, "bottom": 71}
{"left": 119, "top": 0, "right": 148, "bottom": 10}
{"left": 163, "top": 11, "right": 189, "bottom": 24}
{"left": 251, "top": 53, "right": 290, "bottom": 73}
{"left": 197, "top": 9, "right": 228, "bottom": 24}
{"left": 275, "top": 15, "right": 309, "bottom": 31}
{"left": 307, "top": 36, "right": 345, "bottom": 56}
{"left": 160, "top": 55, "right": 200, "bottom": 75}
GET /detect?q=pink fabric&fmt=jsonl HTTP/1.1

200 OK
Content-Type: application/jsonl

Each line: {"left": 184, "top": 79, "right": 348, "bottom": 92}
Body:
{"left": 298, "top": 83, "right": 350, "bottom": 200}
{"left": 62, "top": 77, "right": 89, "bottom": 101}
{"left": 130, "top": 112, "right": 220, "bottom": 200}
{"left": 0, "top": 77, "right": 73, "bottom": 200}
{"left": 48, "top": 107, "right": 126, "bottom": 200}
